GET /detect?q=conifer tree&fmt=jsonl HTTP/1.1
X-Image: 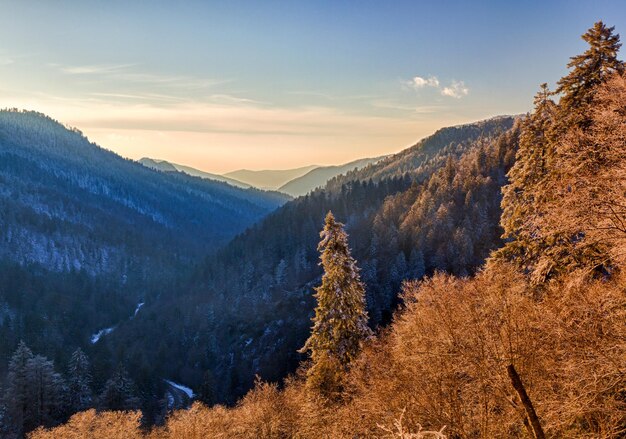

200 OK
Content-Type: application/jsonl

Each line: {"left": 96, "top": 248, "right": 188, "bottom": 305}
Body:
{"left": 496, "top": 23, "right": 624, "bottom": 282}
{"left": 556, "top": 21, "right": 623, "bottom": 129}
{"left": 99, "top": 364, "right": 140, "bottom": 411}
{"left": 3, "top": 341, "right": 34, "bottom": 435}
{"left": 25, "top": 355, "right": 66, "bottom": 431}
{"left": 299, "top": 211, "right": 372, "bottom": 397}
{"left": 495, "top": 84, "right": 557, "bottom": 272}
{"left": 67, "top": 348, "right": 93, "bottom": 413}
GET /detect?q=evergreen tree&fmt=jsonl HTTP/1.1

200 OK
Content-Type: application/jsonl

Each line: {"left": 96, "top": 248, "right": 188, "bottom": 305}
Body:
{"left": 496, "top": 23, "right": 624, "bottom": 282}
{"left": 495, "top": 84, "right": 557, "bottom": 273}
{"left": 3, "top": 341, "right": 34, "bottom": 435}
{"left": 67, "top": 348, "right": 93, "bottom": 413}
{"left": 25, "top": 355, "right": 66, "bottom": 431}
{"left": 299, "top": 211, "right": 372, "bottom": 397}
{"left": 556, "top": 21, "right": 623, "bottom": 129}
{"left": 99, "top": 364, "right": 140, "bottom": 411}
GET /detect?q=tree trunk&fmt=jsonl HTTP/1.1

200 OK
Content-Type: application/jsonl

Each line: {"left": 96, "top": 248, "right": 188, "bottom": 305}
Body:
{"left": 507, "top": 364, "right": 546, "bottom": 439}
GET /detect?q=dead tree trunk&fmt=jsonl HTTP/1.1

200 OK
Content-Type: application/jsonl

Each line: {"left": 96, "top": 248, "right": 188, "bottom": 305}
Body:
{"left": 507, "top": 364, "right": 546, "bottom": 439}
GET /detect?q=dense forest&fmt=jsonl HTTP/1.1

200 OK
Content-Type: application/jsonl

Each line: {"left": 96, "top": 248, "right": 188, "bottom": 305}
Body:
{"left": 2, "top": 21, "right": 626, "bottom": 439}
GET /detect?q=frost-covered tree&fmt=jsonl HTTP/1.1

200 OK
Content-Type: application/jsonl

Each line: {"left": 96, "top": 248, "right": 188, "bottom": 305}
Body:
{"left": 556, "top": 21, "right": 623, "bottom": 129}
{"left": 67, "top": 348, "right": 93, "bottom": 413}
{"left": 99, "top": 365, "right": 140, "bottom": 411}
{"left": 3, "top": 343, "right": 66, "bottom": 434}
{"left": 3, "top": 341, "right": 34, "bottom": 435}
{"left": 25, "top": 355, "right": 66, "bottom": 430}
{"left": 299, "top": 211, "right": 372, "bottom": 397}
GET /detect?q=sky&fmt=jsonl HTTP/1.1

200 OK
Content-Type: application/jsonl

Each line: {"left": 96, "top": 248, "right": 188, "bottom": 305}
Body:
{"left": 0, "top": 1, "right": 625, "bottom": 173}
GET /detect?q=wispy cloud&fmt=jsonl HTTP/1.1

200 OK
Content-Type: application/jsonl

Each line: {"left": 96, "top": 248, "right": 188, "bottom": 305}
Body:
{"left": 408, "top": 75, "right": 469, "bottom": 99}
{"left": 441, "top": 80, "right": 469, "bottom": 98}
{"left": 53, "top": 63, "right": 226, "bottom": 90}
{"left": 56, "top": 63, "right": 135, "bottom": 75}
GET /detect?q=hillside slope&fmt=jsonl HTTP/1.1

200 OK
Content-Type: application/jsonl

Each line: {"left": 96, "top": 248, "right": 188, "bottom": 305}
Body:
{"left": 277, "top": 156, "right": 385, "bottom": 197}
{"left": 0, "top": 109, "right": 288, "bottom": 384}
{"left": 139, "top": 158, "right": 252, "bottom": 189}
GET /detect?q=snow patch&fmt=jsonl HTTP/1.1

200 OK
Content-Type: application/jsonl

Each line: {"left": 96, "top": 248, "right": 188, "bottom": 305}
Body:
{"left": 133, "top": 302, "right": 144, "bottom": 317}
{"left": 164, "top": 380, "right": 195, "bottom": 398}
{"left": 90, "top": 326, "right": 115, "bottom": 344}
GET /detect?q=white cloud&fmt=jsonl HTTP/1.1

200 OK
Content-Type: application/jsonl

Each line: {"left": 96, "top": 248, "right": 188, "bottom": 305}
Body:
{"left": 441, "top": 80, "right": 469, "bottom": 98}
{"left": 410, "top": 75, "right": 439, "bottom": 89}
{"left": 408, "top": 75, "right": 469, "bottom": 99}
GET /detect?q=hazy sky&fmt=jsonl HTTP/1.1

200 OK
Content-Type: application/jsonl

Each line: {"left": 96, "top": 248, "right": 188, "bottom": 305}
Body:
{"left": 1, "top": 1, "right": 625, "bottom": 173}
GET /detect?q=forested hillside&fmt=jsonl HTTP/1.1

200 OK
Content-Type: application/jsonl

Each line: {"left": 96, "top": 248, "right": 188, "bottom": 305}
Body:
{"left": 0, "top": 110, "right": 289, "bottom": 436}
{"left": 105, "top": 115, "right": 517, "bottom": 413}
{"left": 28, "top": 21, "right": 626, "bottom": 439}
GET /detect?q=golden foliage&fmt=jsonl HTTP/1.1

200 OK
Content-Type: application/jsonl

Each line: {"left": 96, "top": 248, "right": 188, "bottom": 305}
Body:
{"left": 29, "top": 409, "right": 143, "bottom": 439}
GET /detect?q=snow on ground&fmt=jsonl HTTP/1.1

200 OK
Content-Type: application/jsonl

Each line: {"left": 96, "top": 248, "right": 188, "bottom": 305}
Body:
{"left": 133, "top": 302, "right": 144, "bottom": 317}
{"left": 164, "top": 380, "right": 195, "bottom": 398}
{"left": 90, "top": 326, "right": 115, "bottom": 344}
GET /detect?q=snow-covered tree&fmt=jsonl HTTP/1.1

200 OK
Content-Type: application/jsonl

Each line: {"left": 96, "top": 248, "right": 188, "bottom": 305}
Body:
{"left": 3, "top": 341, "right": 34, "bottom": 435}
{"left": 25, "top": 355, "right": 66, "bottom": 430}
{"left": 67, "top": 348, "right": 93, "bottom": 412}
{"left": 99, "top": 365, "right": 140, "bottom": 411}
{"left": 299, "top": 211, "right": 372, "bottom": 397}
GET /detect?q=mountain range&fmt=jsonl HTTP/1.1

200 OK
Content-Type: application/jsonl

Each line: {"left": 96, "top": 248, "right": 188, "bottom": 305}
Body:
{"left": 140, "top": 157, "right": 386, "bottom": 197}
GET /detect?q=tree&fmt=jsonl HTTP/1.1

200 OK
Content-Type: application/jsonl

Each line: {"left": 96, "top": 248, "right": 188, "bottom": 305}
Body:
{"left": 542, "top": 72, "right": 626, "bottom": 270}
{"left": 556, "top": 21, "right": 623, "bottom": 129}
{"left": 99, "top": 365, "right": 140, "bottom": 411}
{"left": 25, "top": 355, "right": 66, "bottom": 431}
{"left": 67, "top": 348, "right": 93, "bottom": 413}
{"left": 495, "top": 23, "right": 624, "bottom": 283}
{"left": 3, "top": 341, "right": 34, "bottom": 435}
{"left": 494, "top": 84, "right": 557, "bottom": 275}
{"left": 299, "top": 211, "right": 372, "bottom": 397}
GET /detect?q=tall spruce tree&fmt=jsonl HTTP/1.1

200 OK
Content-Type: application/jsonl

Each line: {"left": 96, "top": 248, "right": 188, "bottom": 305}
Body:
{"left": 25, "top": 355, "right": 66, "bottom": 431}
{"left": 556, "top": 21, "right": 623, "bottom": 129}
{"left": 299, "top": 211, "right": 372, "bottom": 397}
{"left": 67, "top": 348, "right": 93, "bottom": 413}
{"left": 3, "top": 341, "right": 34, "bottom": 435}
{"left": 495, "top": 84, "right": 557, "bottom": 273}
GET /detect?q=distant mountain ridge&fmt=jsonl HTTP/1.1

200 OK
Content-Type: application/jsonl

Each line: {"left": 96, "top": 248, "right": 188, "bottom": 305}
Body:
{"left": 140, "top": 157, "right": 390, "bottom": 197}
{"left": 223, "top": 165, "right": 319, "bottom": 190}
{"left": 278, "top": 156, "right": 387, "bottom": 197}
{"left": 139, "top": 158, "right": 252, "bottom": 189}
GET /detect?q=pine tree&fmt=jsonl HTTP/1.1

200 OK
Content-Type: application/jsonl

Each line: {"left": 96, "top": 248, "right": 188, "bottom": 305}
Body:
{"left": 3, "top": 341, "right": 34, "bottom": 435}
{"left": 67, "top": 348, "right": 93, "bottom": 413}
{"left": 495, "top": 84, "right": 557, "bottom": 273}
{"left": 299, "top": 211, "right": 372, "bottom": 397}
{"left": 25, "top": 355, "right": 66, "bottom": 431}
{"left": 495, "top": 23, "right": 624, "bottom": 282}
{"left": 556, "top": 21, "right": 623, "bottom": 129}
{"left": 99, "top": 364, "right": 140, "bottom": 411}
